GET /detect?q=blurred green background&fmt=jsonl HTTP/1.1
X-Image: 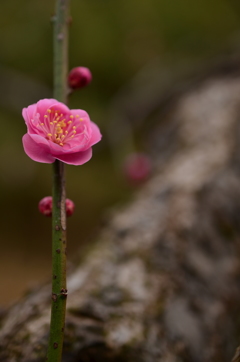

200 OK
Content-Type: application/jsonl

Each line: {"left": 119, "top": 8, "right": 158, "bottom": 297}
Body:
{"left": 0, "top": 0, "right": 240, "bottom": 306}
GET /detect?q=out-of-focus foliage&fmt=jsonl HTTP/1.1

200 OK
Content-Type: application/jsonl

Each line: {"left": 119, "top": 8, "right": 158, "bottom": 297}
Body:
{"left": 0, "top": 0, "right": 240, "bottom": 305}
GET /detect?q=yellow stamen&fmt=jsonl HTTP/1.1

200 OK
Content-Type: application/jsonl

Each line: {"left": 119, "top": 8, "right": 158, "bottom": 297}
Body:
{"left": 60, "top": 143, "right": 64, "bottom": 146}
{"left": 59, "top": 121, "right": 66, "bottom": 127}
{"left": 69, "top": 115, "right": 74, "bottom": 119}
{"left": 47, "top": 109, "right": 51, "bottom": 113}
{"left": 47, "top": 133, "right": 52, "bottom": 137}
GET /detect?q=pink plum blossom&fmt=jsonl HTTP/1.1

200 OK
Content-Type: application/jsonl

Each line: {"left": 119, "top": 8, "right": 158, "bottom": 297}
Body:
{"left": 22, "top": 99, "right": 102, "bottom": 165}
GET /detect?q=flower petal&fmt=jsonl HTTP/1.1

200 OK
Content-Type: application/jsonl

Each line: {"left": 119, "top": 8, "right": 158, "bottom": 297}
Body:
{"left": 28, "top": 133, "right": 52, "bottom": 148}
{"left": 55, "top": 148, "right": 92, "bottom": 165}
{"left": 70, "top": 109, "right": 89, "bottom": 119}
{"left": 89, "top": 121, "right": 102, "bottom": 146}
{"left": 22, "top": 134, "right": 55, "bottom": 163}
{"left": 22, "top": 103, "right": 37, "bottom": 124}
{"left": 48, "top": 102, "right": 70, "bottom": 116}
{"left": 34, "top": 99, "right": 69, "bottom": 119}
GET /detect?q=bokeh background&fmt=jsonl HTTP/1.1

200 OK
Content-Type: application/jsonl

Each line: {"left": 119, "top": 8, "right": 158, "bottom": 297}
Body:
{"left": 1, "top": 0, "right": 240, "bottom": 306}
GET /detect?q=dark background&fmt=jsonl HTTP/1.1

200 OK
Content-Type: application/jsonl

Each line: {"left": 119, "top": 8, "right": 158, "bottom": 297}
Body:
{"left": 0, "top": 0, "right": 240, "bottom": 305}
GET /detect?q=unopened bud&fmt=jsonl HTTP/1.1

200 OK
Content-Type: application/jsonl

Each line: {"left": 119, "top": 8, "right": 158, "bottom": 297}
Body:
{"left": 123, "top": 153, "right": 152, "bottom": 185}
{"left": 38, "top": 196, "right": 52, "bottom": 216}
{"left": 38, "top": 197, "right": 75, "bottom": 217}
{"left": 66, "top": 198, "right": 75, "bottom": 216}
{"left": 68, "top": 66, "right": 92, "bottom": 89}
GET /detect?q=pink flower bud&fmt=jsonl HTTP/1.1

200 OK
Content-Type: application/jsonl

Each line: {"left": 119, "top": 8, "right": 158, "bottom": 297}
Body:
{"left": 66, "top": 198, "right": 75, "bottom": 216}
{"left": 123, "top": 153, "right": 152, "bottom": 185}
{"left": 38, "top": 196, "right": 52, "bottom": 217}
{"left": 68, "top": 67, "right": 92, "bottom": 89}
{"left": 38, "top": 197, "right": 75, "bottom": 217}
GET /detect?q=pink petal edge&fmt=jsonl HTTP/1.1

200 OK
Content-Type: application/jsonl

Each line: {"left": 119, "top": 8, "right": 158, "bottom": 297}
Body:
{"left": 36, "top": 99, "right": 69, "bottom": 117}
{"left": 70, "top": 109, "right": 89, "bottom": 119}
{"left": 22, "top": 134, "right": 55, "bottom": 164}
{"left": 55, "top": 148, "right": 92, "bottom": 165}
{"left": 89, "top": 121, "right": 102, "bottom": 146}
{"left": 28, "top": 133, "right": 52, "bottom": 148}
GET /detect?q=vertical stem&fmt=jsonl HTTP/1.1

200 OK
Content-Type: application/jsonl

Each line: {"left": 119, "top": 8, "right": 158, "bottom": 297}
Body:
{"left": 47, "top": 161, "right": 67, "bottom": 361}
{"left": 53, "top": 0, "right": 69, "bottom": 102}
{"left": 46, "top": 0, "right": 70, "bottom": 361}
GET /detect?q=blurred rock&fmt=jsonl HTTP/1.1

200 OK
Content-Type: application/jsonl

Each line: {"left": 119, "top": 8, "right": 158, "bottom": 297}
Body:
{"left": 2, "top": 60, "right": 240, "bottom": 361}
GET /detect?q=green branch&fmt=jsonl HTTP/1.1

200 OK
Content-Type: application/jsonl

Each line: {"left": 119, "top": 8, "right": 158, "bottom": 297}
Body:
{"left": 46, "top": 0, "right": 70, "bottom": 361}
{"left": 53, "top": 0, "right": 70, "bottom": 102}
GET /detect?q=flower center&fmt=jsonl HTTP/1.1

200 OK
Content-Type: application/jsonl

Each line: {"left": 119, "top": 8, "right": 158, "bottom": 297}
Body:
{"left": 36, "top": 108, "right": 86, "bottom": 147}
